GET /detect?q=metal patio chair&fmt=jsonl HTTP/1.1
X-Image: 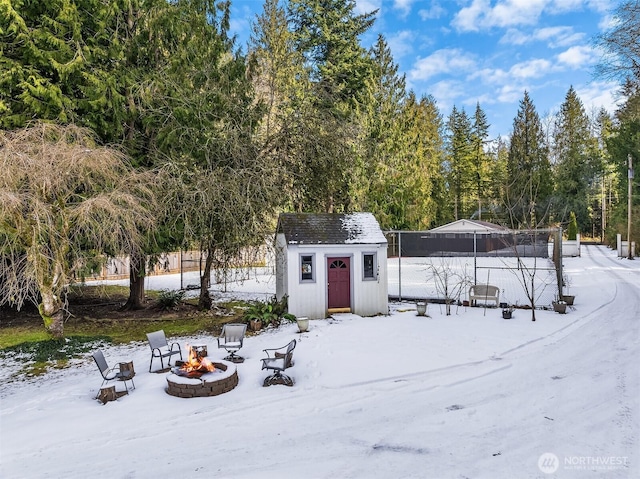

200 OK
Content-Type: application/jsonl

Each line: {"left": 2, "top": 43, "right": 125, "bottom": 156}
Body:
{"left": 91, "top": 349, "right": 135, "bottom": 398}
{"left": 146, "top": 329, "right": 182, "bottom": 372}
{"left": 217, "top": 323, "right": 247, "bottom": 363}
{"left": 261, "top": 339, "right": 296, "bottom": 387}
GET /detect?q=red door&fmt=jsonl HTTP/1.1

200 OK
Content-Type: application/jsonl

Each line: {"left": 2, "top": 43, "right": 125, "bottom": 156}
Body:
{"left": 327, "top": 257, "right": 350, "bottom": 310}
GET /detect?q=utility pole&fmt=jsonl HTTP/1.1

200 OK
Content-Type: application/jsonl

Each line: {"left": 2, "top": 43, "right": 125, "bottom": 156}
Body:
{"left": 628, "top": 154, "right": 634, "bottom": 260}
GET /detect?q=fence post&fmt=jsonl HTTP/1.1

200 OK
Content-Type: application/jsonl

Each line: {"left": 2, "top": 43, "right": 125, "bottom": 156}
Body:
{"left": 473, "top": 230, "right": 477, "bottom": 284}
{"left": 398, "top": 231, "right": 402, "bottom": 302}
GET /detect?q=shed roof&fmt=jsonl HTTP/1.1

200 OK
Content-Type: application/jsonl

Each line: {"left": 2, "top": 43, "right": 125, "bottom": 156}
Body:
{"left": 277, "top": 213, "right": 387, "bottom": 245}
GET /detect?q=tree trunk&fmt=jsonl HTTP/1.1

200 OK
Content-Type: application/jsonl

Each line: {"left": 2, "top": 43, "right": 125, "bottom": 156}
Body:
{"left": 198, "top": 250, "right": 214, "bottom": 310}
{"left": 124, "top": 253, "right": 145, "bottom": 310}
{"left": 39, "top": 290, "right": 64, "bottom": 339}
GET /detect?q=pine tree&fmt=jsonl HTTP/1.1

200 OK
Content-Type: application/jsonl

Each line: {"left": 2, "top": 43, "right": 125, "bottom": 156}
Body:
{"left": 552, "top": 86, "right": 595, "bottom": 231}
{"left": 445, "top": 106, "right": 474, "bottom": 219}
{"left": 471, "top": 102, "right": 491, "bottom": 220}
{"left": 287, "top": 0, "right": 377, "bottom": 212}
{"left": 507, "top": 91, "right": 552, "bottom": 228}
{"left": 360, "top": 34, "right": 408, "bottom": 228}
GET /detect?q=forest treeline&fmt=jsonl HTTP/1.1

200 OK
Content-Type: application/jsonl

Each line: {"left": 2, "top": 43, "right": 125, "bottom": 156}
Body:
{"left": 1, "top": 0, "right": 639, "bottom": 336}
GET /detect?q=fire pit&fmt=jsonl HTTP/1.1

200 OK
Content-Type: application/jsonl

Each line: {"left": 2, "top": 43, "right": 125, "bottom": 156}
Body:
{"left": 166, "top": 345, "right": 238, "bottom": 398}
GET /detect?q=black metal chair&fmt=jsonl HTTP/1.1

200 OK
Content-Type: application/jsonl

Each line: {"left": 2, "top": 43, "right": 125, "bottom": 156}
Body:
{"left": 91, "top": 350, "right": 135, "bottom": 398}
{"left": 217, "top": 323, "right": 247, "bottom": 363}
{"left": 146, "top": 330, "right": 182, "bottom": 372}
{"left": 261, "top": 339, "right": 296, "bottom": 387}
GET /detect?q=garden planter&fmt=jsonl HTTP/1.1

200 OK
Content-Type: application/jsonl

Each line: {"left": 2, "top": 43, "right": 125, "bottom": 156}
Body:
{"left": 416, "top": 302, "right": 427, "bottom": 316}
{"left": 552, "top": 301, "right": 567, "bottom": 314}
{"left": 502, "top": 309, "right": 513, "bottom": 319}
{"left": 296, "top": 317, "right": 309, "bottom": 333}
{"left": 562, "top": 295, "right": 575, "bottom": 306}
{"left": 249, "top": 319, "right": 262, "bottom": 331}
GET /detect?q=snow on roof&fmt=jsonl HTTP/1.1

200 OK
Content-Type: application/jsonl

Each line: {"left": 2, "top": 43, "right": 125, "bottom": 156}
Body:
{"left": 277, "top": 212, "right": 387, "bottom": 245}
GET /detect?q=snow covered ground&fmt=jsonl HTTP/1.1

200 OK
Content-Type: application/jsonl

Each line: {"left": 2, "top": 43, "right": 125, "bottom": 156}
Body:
{"left": 1, "top": 245, "right": 638, "bottom": 478}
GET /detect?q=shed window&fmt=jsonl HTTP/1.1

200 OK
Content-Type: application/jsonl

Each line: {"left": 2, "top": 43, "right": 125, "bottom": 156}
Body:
{"left": 363, "top": 253, "right": 376, "bottom": 280}
{"left": 300, "top": 254, "right": 315, "bottom": 282}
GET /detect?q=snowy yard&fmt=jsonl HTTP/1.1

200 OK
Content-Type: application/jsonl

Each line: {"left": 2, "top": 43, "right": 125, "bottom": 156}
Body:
{"left": 1, "top": 245, "right": 638, "bottom": 478}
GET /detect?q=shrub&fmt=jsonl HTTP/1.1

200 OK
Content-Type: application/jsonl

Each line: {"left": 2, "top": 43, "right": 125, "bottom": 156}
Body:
{"left": 157, "top": 289, "right": 185, "bottom": 309}
{"left": 243, "top": 295, "right": 291, "bottom": 326}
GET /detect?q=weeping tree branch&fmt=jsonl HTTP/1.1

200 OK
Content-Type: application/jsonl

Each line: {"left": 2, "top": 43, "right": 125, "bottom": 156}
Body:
{"left": 0, "top": 122, "right": 157, "bottom": 337}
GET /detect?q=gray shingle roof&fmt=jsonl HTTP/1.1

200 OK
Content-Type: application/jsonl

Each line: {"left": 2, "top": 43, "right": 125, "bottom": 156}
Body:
{"left": 277, "top": 213, "right": 387, "bottom": 245}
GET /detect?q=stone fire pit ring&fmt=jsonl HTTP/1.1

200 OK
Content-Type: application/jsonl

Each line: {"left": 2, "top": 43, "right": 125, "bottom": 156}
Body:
{"left": 166, "top": 360, "right": 238, "bottom": 398}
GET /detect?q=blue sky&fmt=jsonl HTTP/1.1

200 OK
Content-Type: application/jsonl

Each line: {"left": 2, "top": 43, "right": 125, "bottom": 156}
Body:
{"left": 228, "top": 0, "right": 621, "bottom": 139}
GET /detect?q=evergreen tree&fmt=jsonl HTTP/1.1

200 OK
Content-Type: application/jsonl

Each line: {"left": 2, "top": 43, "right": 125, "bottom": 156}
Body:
{"left": 289, "top": 0, "right": 376, "bottom": 110}
{"left": 0, "top": 0, "right": 115, "bottom": 129}
{"left": 471, "top": 102, "right": 491, "bottom": 220}
{"left": 287, "top": 0, "right": 377, "bottom": 212}
{"left": 604, "top": 82, "right": 640, "bottom": 248}
{"left": 506, "top": 91, "right": 552, "bottom": 228}
{"left": 445, "top": 106, "right": 474, "bottom": 219}
{"left": 591, "top": 107, "right": 618, "bottom": 240}
{"left": 486, "top": 135, "right": 510, "bottom": 224}
{"left": 402, "top": 93, "right": 444, "bottom": 229}
{"left": 551, "top": 86, "right": 595, "bottom": 231}
{"left": 360, "top": 34, "right": 408, "bottom": 228}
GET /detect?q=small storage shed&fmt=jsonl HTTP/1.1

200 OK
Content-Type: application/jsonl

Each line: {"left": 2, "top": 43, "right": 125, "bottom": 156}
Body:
{"left": 275, "top": 212, "right": 388, "bottom": 319}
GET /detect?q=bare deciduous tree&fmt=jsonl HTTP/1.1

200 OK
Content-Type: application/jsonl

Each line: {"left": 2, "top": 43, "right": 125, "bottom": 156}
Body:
{"left": 426, "top": 258, "right": 473, "bottom": 316}
{"left": 0, "top": 123, "right": 156, "bottom": 337}
{"left": 596, "top": 1, "right": 640, "bottom": 83}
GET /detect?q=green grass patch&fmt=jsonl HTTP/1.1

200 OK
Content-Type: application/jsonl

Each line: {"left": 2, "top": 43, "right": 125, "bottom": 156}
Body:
{"left": 0, "top": 286, "right": 250, "bottom": 376}
{"left": 0, "top": 335, "right": 111, "bottom": 363}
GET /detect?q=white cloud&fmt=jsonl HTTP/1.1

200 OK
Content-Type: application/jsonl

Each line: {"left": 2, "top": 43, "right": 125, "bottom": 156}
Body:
{"left": 355, "top": 0, "right": 382, "bottom": 15}
{"left": 451, "top": 0, "right": 491, "bottom": 32}
{"left": 500, "top": 28, "right": 530, "bottom": 45}
{"left": 575, "top": 80, "right": 621, "bottom": 114}
{"left": 469, "top": 67, "right": 509, "bottom": 85}
{"left": 452, "top": 0, "right": 612, "bottom": 32}
{"left": 426, "top": 80, "right": 467, "bottom": 111}
{"left": 453, "top": 0, "right": 548, "bottom": 31}
{"left": 393, "top": 0, "right": 414, "bottom": 17}
{"left": 497, "top": 84, "right": 526, "bottom": 103}
{"left": 547, "top": 0, "right": 584, "bottom": 13}
{"left": 500, "top": 26, "right": 584, "bottom": 47}
{"left": 418, "top": 1, "right": 446, "bottom": 20}
{"left": 409, "top": 49, "right": 476, "bottom": 81}
{"left": 509, "top": 58, "right": 554, "bottom": 78}
{"left": 556, "top": 45, "right": 597, "bottom": 67}
{"left": 386, "top": 30, "right": 416, "bottom": 59}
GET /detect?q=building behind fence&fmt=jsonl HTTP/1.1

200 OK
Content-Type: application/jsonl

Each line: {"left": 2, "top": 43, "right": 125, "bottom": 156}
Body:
{"left": 385, "top": 229, "right": 565, "bottom": 308}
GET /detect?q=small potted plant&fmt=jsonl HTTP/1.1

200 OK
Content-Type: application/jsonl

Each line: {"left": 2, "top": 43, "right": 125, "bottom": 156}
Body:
{"left": 552, "top": 297, "right": 567, "bottom": 314}
{"left": 243, "top": 300, "right": 279, "bottom": 331}
{"left": 561, "top": 274, "right": 575, "bottom": 305}
{"left": 502, "top": 306, "right": 514, "bottom": 319}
